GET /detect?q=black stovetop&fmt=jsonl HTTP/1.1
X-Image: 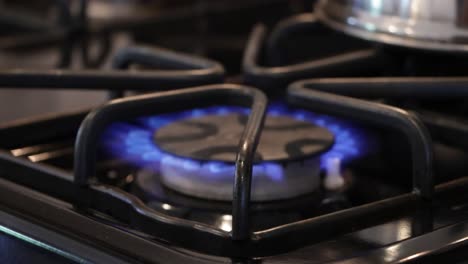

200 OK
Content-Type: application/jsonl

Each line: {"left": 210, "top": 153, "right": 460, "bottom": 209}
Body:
{"left": 2, "top": 1, "right": 468, "bottom": 263}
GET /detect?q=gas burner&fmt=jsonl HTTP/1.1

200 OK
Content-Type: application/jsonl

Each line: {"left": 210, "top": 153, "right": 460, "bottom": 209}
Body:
{"left": 101, "top": 104, "right": 365, "bottom": 201}
{"left": 155, "top": 112, "right": 334, "bottom": 201}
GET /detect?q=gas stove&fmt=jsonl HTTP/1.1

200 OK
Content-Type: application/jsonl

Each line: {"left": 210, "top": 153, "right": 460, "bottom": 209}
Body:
{"left": 2, "top": 1, "right": 468, "bottom": 263}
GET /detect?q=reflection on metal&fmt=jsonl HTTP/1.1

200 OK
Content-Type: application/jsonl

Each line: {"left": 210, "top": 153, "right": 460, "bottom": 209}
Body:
{"left": 383, "top": 244, "right": 400, "bottom": 262}
{"left": 357, "top": 219, "right": 412, "bottom": 245}
{"left": 27, "top": 148, "right": 73, "bottom": 163}
{"left": 337, "top": 220, "right": 468, "bottom": 263}
{"left": 0, "top": 224, "right": 86, "bottom": 263}
{"left": 316, "top": 0, "right": 468, "bottom": 52}
{"left": 162, "top": 203, "right": 172, "bottom": 210}
{"left": 218, "top": 215, "right": 233, "bottom": 232}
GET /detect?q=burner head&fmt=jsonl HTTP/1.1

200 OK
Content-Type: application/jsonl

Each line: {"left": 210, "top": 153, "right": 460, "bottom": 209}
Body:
{"left": 154, "top": 113, "right": 335, "bottom": 163}
{"left": 153, "top": 113, "right": 335, "bottom": 201}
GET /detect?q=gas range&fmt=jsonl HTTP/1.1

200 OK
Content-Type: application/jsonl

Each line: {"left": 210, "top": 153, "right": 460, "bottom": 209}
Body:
{"left": 2, "top": 1, "right": 468, "bottom": 263}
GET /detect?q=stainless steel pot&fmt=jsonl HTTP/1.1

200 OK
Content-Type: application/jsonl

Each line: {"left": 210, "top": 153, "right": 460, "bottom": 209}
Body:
{"left": 315, "top": 0, "right": 468, "bottom": 52}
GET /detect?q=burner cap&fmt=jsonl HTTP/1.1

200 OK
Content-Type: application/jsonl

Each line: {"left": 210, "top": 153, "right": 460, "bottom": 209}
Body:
{"left": 154, "top": 113, "right": 335, "bottom": 163}
{"left": 152, "top": 113, "right": 335, "bottom": 201}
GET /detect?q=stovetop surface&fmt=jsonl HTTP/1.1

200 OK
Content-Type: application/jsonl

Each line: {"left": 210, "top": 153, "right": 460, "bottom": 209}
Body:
{"left": 2, "top": 0, "right": 468, "bottom": 263}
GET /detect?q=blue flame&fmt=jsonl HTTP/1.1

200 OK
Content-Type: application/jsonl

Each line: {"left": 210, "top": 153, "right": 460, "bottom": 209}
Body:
{"left": 101, "top": 103, "right": 369, "bottom": 181}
